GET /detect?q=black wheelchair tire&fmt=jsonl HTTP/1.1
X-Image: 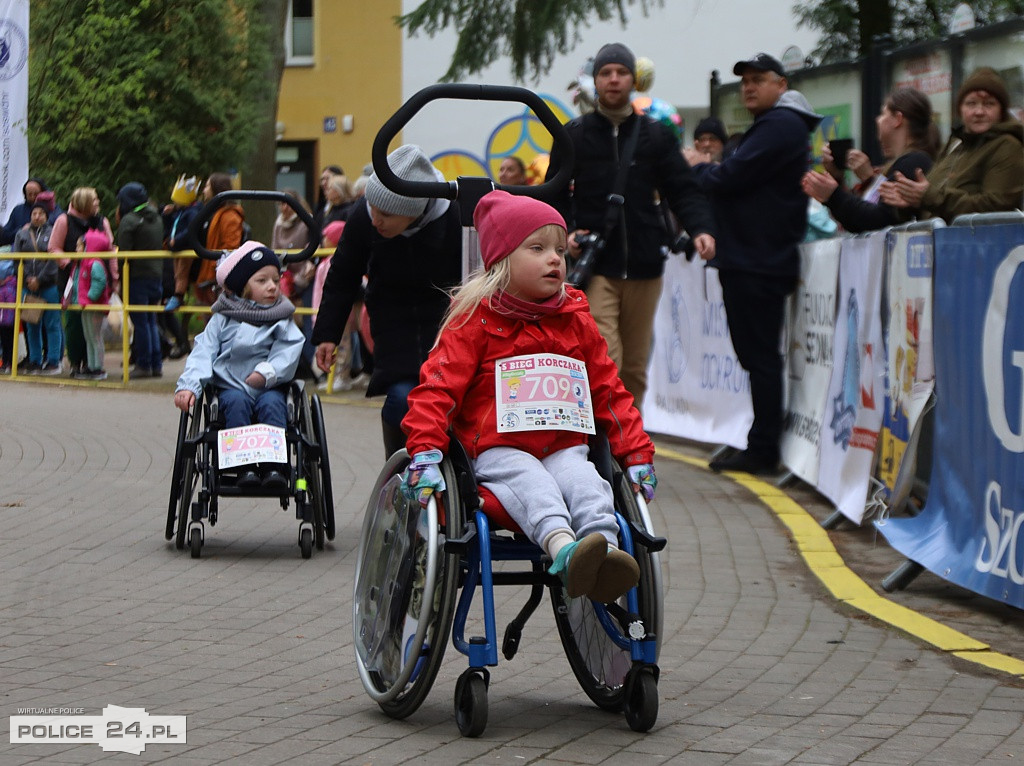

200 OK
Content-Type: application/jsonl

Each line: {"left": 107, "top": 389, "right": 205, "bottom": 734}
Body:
{"left": 174, "top": 393, "right": 206, "bottom": 551}
{"left": 310, "top": 394, "right": 335, "bottom": 541}
{"left": 166, "top": 409, "right": 189, "bottom": 540}
{"left": 550, "top": 471, "right": 662, "bottom": 712}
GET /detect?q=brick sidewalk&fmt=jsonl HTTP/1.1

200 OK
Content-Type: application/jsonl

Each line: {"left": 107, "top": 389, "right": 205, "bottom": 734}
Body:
{"left": 1, "top": 384, "right": 1022, "bottom": 765}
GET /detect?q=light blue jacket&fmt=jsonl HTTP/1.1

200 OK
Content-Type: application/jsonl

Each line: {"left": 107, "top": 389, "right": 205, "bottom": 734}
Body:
{"left": 176, "top": 311, "right": 305, "bottom": 399}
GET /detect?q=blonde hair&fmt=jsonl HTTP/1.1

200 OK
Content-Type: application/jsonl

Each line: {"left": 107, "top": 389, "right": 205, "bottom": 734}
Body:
{"left": 435, "top": 222, "right": 569, "bottom": 341}
{"left": 328, "top": 175, "right": 354, "bottom": 203}
{"left": 69, "top": 186, "right": 98, "bottom": 214}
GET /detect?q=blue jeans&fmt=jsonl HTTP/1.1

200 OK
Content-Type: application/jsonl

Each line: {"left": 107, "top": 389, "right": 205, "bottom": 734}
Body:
{"left": 381, "top": 380, "right": 417, "bottom": 429}
{"left": 129, "top": 277, "right": 163, "bottom": 372}
{"left": 218, "top": 385, "right": 288, "bottom": 429}
{"left": 24, "top": 284, "right": 63, "bottom": 366}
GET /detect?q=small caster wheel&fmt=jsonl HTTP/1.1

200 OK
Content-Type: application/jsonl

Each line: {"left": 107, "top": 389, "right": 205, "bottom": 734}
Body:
{"left": 189, "top": 528, "right": 202, "bottom": 559}
{"left": 454, "top": 670, "right": 488, "bottom": 737}
{"left": 624, "top": 666, "right": 658, "bottom": 732}
{"left": 300, "top": 527, "right": 313, "bottom": 559}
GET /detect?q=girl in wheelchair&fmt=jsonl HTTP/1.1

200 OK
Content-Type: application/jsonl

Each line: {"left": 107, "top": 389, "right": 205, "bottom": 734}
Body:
{"left": 400, "top": 190, "right": 658, "bottom": 604}
{"left": 173, "top": 241, "right": 305, "bottom": 489}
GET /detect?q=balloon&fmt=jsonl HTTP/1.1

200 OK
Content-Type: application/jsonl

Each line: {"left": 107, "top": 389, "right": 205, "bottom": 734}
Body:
{"left": 633, "top": 96, "right": 682, "bottom": 141}
{"left": 635, "top": 56, "right": 655, "bottom": 93}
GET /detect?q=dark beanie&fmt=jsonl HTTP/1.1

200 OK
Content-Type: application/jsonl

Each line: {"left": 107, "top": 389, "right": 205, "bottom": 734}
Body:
{"left": 117, "top": 182, "right": 149, "bottom": 217}
{"left": 694, "top": 116, "right": 727, "bottom": 144}
{"left": 593, "top": 42, "right": 636, "bottom": 79}
{"left": 957, "top": 67, "right": 1010, "bottom": 119}
{"left": 216, "top": 241, "right": 282, "bottom": 295}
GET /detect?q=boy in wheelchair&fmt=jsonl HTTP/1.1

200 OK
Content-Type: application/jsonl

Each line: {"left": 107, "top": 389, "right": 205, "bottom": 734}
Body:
{"left": 173, "top": 241, "right": 305, "bottom": 490}
{"left": 400, "top": 191, "right": 658, "bottom": 604}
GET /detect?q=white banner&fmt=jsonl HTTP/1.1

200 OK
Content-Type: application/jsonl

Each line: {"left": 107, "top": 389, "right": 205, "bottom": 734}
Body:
{"left": 644, "top": 256, "right": 752, "bottom": 448}
{"left": 816, "top": 232, "right": 887, "bottom": 523}
{"left": 781, "top": 238, "right": 842, "bottom": 485}
{"left": 0, "top": 0, "right": 29, "bottom": 224}
{"left": 876, "top": 226, "right": 939, "bottom": 499}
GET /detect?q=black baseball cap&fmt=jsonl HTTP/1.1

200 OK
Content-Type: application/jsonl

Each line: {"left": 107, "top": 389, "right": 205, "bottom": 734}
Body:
{"left": 733, "top": 53, "right": 785, "bottom": 77}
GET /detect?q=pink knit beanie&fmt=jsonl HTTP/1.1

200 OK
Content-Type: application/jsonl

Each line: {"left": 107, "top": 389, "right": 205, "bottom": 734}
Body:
{"left": 473, "top": 190, "right": 566, "bottom": 269}
{"left": 215, "top": 240, "right": 281, "bottom": 294}
{"left": 83, "top": 229, "right": 112, "bottom": 253}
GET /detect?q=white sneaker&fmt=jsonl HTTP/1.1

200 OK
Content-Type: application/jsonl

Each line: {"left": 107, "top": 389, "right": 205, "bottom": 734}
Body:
{"left": 317, "top": 376, "right": 350, "bottom": 393}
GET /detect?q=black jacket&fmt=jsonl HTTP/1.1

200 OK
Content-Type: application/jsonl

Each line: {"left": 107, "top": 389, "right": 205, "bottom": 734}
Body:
{"left": 547, "top": 110, "right": 714, "bottom": 280}
{"left": 824, "top": 150, "right": 934, "bottom": 233}
{"left": 311, "top": 200, "right": 463, "bottom": 396}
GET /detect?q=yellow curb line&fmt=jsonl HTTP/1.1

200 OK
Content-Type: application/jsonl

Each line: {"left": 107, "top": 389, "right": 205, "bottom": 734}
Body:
{"left": 656, "top": 445, "right": 1024, "bottom": 679}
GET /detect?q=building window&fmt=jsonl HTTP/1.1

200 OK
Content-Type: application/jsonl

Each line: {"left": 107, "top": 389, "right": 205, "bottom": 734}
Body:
{"left": 286, "top": 0, "right": 313, "bottom": 66}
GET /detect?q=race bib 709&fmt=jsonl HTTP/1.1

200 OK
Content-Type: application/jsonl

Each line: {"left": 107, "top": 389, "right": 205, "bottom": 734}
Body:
{"left": 494, "top": 353, "right": 595, "bottom": 435}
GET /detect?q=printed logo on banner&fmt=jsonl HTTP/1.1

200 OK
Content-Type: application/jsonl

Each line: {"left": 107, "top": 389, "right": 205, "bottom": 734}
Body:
{"left": 982, "top": 244, "right": 1024, "bottom": 453}
{"left": 0, "top": 20, "right": 29, "bottom": 81}
{"left": 666, "top": 284, "right": 691, "bottom": 383}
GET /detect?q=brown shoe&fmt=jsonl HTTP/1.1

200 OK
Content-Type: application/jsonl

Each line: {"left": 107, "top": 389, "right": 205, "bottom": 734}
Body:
{"left": 588, "top": 548, "right": 640, "bottom": 603}
{"left": 562, "top": 533, "right": 608, "bottom": 598}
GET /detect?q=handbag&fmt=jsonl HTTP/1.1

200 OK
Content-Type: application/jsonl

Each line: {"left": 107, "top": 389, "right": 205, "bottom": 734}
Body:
{"left": 20, "top": 293, "right": 45, "bottom": 325}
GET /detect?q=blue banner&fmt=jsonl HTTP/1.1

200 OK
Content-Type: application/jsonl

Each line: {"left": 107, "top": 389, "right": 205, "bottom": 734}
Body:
{"left": 876, "top": 223, "right": 1024, "bottom": 609}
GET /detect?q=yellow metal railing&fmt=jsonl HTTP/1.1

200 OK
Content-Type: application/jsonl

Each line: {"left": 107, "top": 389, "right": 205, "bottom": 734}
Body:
{"left": 1, "top": 247, "right": 337, "bottom": 386}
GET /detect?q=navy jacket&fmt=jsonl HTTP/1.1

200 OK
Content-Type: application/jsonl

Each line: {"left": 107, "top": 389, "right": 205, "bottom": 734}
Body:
{"left": 693, "top": 91, "right": 822, "bottom": 278}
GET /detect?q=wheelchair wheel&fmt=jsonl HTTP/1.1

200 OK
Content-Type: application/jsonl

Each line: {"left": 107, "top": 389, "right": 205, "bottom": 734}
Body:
{"left": 353, "top": 450, "right": 463, "bottom": 719}
{"left": 309, "top": 393, "right": 335, "bottom": 542}
{"left": 172, "top": 393, "right": 207, "bottom": 551}
{"left": 550, "top": 472, "right": 663, "bottom": 712}
{"left": 454, "top": 669, "right": 489, "bottom": 738}
{"left": 166, "top": 408, "right": 190, "bottom": 540}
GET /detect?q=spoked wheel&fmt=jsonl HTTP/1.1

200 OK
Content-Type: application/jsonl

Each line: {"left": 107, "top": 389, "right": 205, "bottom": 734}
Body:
{"left": 310, "top": 394, "right": 335, "bottom": 541}
{"left": 454, "top": 669, "right": 489, "bottom": 738}
{"left": 300, "top": 527, "right": 313, "bottom": 559}
{"left": 353, "top": 451, "right": 463, "bottom": 720}
{"left": 189, "top": 527, "right": 202, "bottom": 559}
{"left": 550, "top": 471, "right": 663, "bottom": 712}
{"left": 174, "top": 394, "right": 206, "bottom": 551}
{"left": 623, "top": 665, "right": 659, "bottom": 732}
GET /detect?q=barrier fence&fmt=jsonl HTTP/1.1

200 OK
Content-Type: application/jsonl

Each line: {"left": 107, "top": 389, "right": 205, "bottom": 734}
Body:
{"left": 645, "top": 213, "right": 1024, "bottom": 609}
{"left": 0, "top": 247, "right": 335, "bottom": 385}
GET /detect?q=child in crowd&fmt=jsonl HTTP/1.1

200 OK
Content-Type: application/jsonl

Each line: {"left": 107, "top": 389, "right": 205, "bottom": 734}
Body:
{"left": 13, "top": 202, "right": 62, "bottom": 375}
{"left": 314, "top": 220, "right": 369, "bottom": 392}
{"left": 0, "top": 260, "right": 15, "bottom": 372}
{"left": 173, "top": 241, "right": 305, "bottom": 490}
{"left": 400, "top": 191, "right": 658, "bottom": 604}
{"left": 71, "top": 229, "right": 114, "bottom": 380}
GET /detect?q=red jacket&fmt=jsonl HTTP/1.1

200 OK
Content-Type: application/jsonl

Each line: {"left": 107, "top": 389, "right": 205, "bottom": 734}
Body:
{"left": 403, "top": 287, "right": 654, "bottom": 466}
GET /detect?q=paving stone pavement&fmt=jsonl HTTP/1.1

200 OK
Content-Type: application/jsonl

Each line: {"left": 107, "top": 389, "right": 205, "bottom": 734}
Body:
{"left": 0, "top": 382, "right": 1022, "bottom": 765}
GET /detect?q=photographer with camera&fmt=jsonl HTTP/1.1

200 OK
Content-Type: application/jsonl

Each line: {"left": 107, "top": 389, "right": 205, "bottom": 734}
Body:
{"left": 547, "top": 42, "right": 715, "bottom": 412}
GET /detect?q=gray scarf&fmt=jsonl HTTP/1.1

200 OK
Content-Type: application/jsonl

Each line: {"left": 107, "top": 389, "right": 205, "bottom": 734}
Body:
{"left": 211, "top": 293, "right": 295, "bottom": 325}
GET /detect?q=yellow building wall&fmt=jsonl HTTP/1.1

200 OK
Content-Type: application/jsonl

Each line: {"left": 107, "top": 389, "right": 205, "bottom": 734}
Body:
{"left": 276, "top": 1, "right": 403, "bottom": 180}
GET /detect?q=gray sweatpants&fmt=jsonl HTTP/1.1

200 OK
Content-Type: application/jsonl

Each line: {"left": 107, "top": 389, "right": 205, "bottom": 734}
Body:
{"left": 473, "top": 445, "right": 619, "bottom": 548}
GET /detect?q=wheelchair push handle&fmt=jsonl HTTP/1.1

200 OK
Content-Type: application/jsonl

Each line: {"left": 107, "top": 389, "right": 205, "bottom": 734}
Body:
{"left": 371, "top": 83, "right": 575, "bottom": 202}
{"left": 188, "top": 190, "right": 321, "bottom": 263}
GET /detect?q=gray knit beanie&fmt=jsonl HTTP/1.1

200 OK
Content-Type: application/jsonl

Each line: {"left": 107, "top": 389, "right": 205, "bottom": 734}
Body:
{"left": 593, "top": 42, "right": 636, "bottom": 79}
{"left": 364, "top": 145, "right": 439, "bottom": 217}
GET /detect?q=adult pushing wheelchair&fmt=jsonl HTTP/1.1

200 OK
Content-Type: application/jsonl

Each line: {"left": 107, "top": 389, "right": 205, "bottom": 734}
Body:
{"left": 351, "top": 84, "right": 666, "bottom": 736}
{"left": 164, "top": 191, "right": 335, "bottom": 559}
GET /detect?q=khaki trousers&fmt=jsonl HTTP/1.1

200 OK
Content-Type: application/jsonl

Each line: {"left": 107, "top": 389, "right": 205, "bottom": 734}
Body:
{"left": 585, "top": 274, "right": 662, "bottom": 411}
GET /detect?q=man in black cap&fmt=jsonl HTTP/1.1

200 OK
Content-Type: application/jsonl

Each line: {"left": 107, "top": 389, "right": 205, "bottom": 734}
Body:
{"left": 546, "top": 41, "right": 715, "bottom": 412}
{"left": 684, "top": 53, "right": 823, "bottom": 475}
